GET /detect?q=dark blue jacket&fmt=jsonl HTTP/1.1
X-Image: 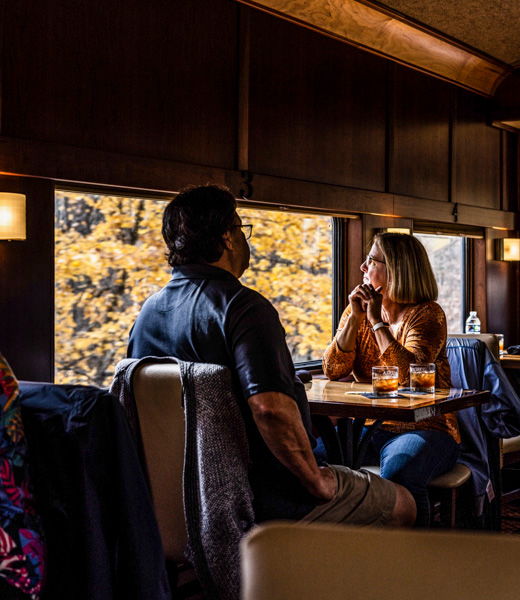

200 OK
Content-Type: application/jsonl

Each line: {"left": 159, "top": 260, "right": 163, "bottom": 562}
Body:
{"left": 19, "top": 382, "right": 172, "bottom": 600}
{"left": 447, "top": 337, "right": 520, "bottom": 523}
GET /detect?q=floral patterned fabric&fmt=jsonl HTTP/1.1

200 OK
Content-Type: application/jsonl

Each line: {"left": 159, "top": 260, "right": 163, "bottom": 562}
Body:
{"left": 323, "top": 301, "right": 460, "bottom": 443}
{"left": 0, "top": 353, "right": 45, "bottom": 598}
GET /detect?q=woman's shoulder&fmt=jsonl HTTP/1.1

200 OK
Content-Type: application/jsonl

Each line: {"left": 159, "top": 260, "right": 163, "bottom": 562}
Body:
{"left": 407, "top": 301, "right": 447, "bottom": 329}
{"left": 411, "top": 300, "right": 445, "bottom": 316}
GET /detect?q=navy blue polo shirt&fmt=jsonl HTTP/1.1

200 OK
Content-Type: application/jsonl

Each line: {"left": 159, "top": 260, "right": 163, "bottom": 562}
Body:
{"left": 127, "top": 263, "right": 318, "bottom": 521}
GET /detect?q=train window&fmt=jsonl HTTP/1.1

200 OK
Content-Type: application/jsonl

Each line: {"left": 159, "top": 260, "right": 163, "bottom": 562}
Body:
{"left": 55, "top": 192, "right": 333, "bottom": 386}
{"left": 414, "top": 233, "right": 464, "bottom": 333}
{"left": 55, "top": 190, "right": 171, "bottom": 386}
{"left": 238, "top": 207, "right": 333, "bottom": 364}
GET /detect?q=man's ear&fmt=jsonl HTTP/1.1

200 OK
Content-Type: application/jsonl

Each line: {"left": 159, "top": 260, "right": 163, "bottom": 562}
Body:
{"left": 222, "top": 230, "right": 234, "bottom": 251}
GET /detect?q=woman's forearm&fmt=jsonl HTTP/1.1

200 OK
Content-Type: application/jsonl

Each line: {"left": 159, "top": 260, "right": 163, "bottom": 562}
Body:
{"left": 323, "top": 313, "right": 364, "bottom": 379}
{"left": 335, "top": 313, "right": 364, "bottom": 352}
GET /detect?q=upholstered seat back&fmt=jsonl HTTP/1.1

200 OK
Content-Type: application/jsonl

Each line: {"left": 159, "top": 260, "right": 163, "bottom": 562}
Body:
{"left": 448, "top": 333, "right": 500, "bottom": 361}
{"left": 133, "top": 362, "right": 187, "bottom": 561}
{"left": 241, "top": 522, "right": 520, "bottom": 600}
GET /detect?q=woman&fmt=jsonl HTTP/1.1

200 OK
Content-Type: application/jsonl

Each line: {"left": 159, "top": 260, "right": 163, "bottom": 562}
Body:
{"left": 322, "top": 232, "right": 460, "bottom": 527}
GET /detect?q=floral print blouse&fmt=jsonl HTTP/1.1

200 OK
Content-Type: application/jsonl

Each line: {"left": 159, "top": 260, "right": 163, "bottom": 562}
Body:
{"left": 0, "top": 353, "right": 45, "bottom": 598}
{"left": 322, "top": 301, "right": 460, "bottom": 443}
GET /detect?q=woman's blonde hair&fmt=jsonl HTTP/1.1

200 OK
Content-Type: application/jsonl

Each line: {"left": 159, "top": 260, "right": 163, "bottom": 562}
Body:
{"left": 372, "top": 233, "right": 438, "bottom": 304}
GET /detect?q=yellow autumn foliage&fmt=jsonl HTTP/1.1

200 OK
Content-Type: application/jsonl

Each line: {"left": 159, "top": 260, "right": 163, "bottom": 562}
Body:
{"left": 55, "top": 193, "right": 332, "bottom": 386}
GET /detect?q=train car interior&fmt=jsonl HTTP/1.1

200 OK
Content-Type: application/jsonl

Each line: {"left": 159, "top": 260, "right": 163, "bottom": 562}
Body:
{"left": 1, "top": 0, "right": 520, "bottom": 598}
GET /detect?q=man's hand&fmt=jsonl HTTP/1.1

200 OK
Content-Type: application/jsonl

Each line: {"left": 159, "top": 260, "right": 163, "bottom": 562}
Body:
{"left": 308, "top": 466, "right": 337, "bottom": 503}
{"left": 248, "top": 391, "right": 333, "bottom": 500}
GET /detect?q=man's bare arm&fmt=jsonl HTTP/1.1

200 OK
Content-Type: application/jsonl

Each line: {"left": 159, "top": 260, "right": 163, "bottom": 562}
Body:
{"left": 248, "top": 391, "right": 336, "bottom": 502}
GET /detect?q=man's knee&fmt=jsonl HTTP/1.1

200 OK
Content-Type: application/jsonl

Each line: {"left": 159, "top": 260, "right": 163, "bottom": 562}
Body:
{"left": 388, "top": 482, "right": 416, "bottom": 527}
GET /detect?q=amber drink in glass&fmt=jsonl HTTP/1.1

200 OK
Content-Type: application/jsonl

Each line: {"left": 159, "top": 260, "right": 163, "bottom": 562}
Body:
{"left": 410, "top": 363, "right": 436, "bottom": 393}
{"left": 372, "top": 366, "right": 399, "bottom": 398}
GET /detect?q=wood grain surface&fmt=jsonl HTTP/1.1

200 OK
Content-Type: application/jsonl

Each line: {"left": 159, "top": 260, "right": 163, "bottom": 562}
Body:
{"left": 237, "top": 0, "right": 510, "bottom": 96}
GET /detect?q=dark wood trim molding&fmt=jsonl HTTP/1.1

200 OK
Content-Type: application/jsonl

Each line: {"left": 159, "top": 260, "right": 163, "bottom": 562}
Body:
{"left": 0, "top": 136, "right": 243, "bottom": 195}
{"left": 472, "top": 238, "right": 487, "bottom": 331}
{"left": 237, "top": 5, "right": 251, "bottom": 171}
{"left": 393, "top": 195, "right": 516, "bottom": 230}
{"left": 491, "top": 109, "right": 520, "bottom": 134}
{"left": 0, "top": 136, "right": 516, "bottom": 230}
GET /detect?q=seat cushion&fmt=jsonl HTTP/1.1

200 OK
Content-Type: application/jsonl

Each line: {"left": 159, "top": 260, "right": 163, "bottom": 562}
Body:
{"left": 133, "top": 362, "right": 187, "bottom": 561}
{"left": 448, "top": 333, "right": 500, "bottom": 360}
{"left": 361, "top": 463, "right": 471, "bottom": 489}
{"left": 503, "top": 435, "right": 520, "bottom": 454}
{"left": 427, "top": 463, "right": 471, "bottom": 488}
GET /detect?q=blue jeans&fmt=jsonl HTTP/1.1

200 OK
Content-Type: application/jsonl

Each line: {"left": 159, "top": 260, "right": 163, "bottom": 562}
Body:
{"left": 362, "top": 428, "right": 460, "bottom": 527}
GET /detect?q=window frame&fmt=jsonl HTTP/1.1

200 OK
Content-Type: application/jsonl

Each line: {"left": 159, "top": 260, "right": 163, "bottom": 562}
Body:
{"left": 237, "top": 201, "right": 341, "bottom": 370}
{"left": 413, "top": 222, "right": 484, "bottom": 333}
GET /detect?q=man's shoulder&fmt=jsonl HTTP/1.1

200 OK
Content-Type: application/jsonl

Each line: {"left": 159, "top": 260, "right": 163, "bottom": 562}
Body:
{"left": 229, "top": 282, "right": 278, "bottom": 314}
{"left": 137, "top": 289, "right": 161, "bottom": 312}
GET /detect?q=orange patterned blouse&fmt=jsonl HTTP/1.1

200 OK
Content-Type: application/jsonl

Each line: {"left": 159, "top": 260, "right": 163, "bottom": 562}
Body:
{"left": 322, "top": 301, "right": 460, "bottom": 443}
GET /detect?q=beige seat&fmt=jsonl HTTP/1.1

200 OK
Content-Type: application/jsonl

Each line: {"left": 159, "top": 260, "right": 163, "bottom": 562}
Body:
{"left": 132, "top": 362, "right": 198, "bottom": 594}
{"left": 498, "top": 352, "right": 520, "bottom": 504}
{"left": 241, "top": 521, "right": 520, "bottom": 600}
{"left": 133, "top": 361, "right": 186, "bottom": 560}
{"left": 361, "top": 333, "right": 500, "bottom": 528}
{"left": 448, "top": 333, "right": 500, "bottom": 361}
{"left": 502, "top": 432, "right": 520, "bottom": 503}
{"left": 430, "top": 333, "right": 500, "bottom": 526}
{"left": 361, "top": 463, "right": 471, "bottom": 528}
{"left": 450, "top": 334, "right": 520, "bottom": 509}
{"left": 503, "top": 434, "right": 520, "bottom": 459}
{"left": 363, "top": 335, "right": 495, "bottom": 526}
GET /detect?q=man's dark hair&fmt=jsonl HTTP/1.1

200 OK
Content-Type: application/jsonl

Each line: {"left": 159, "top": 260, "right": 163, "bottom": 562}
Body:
{"left": 162, "top": 184, "right": 237, "bottom": 266}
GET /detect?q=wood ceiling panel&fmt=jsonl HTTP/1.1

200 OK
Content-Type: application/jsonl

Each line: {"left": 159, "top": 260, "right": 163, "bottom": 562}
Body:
{"left": 236, "top": 0, "right": 510, "bottom": 96}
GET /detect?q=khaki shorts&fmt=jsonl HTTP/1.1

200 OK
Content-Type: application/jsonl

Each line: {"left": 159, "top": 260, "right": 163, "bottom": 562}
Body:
{"left": 299, "top": 465, "right": 396, "bottom": 527}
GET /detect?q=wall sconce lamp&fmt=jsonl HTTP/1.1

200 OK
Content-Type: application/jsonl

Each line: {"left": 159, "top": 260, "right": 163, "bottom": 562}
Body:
{"left": 495, "top": 238, "right": 520, "bottom": 261}
{"left": 0, "top": 193, "right": 26, "bottom": 241}
{"left": 379, "top": 227, "right": 411, "bottom": 235}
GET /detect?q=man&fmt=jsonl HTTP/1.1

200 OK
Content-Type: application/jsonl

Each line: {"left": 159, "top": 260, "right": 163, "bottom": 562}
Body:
{"left": 128, "top": 184, "right": 415, "bottom": 527}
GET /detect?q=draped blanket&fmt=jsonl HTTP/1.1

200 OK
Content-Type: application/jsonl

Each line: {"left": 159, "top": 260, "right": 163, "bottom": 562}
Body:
{"left": 111, "top": 358, "right": 255, "bottom": 600}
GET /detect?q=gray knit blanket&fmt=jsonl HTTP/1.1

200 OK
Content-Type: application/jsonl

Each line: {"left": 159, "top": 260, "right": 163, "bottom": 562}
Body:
{"left": 110, "top": 357, "right": 255, "bottom": 600}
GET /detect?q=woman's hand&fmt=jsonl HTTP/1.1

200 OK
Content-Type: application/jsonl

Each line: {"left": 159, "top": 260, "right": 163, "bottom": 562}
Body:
{"left": 348, "top": 283, "right": 383, "bottom": 324}
{"left": 348, "top": 284, "right": 368, "bottom": 319}
{"left": 335, "top": 284, "right": 384, "bottom": 354}
{"left": 366, "top": 284, "right": 383, "bottom": 326}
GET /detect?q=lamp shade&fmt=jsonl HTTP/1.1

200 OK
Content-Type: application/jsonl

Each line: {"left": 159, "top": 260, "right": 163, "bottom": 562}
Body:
{"left": 0, "top": 193, "right": 26, "bottom": 240}
{"left": 379, "top": 227, "right": 411, "bottom": 234}
{"left": 496, "top": 238, "right": 520, "bottom": 261}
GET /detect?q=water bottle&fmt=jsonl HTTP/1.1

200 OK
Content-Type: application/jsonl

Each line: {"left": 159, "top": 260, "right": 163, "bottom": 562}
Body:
{"left": 465, "top": 311, "right": 481, "bottom": 334}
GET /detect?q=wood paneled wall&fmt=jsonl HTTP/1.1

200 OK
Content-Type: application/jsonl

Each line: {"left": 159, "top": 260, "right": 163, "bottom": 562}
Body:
{"left": 452, "top": 90, "right": 501, "bottom": 209}
{"left": 0, "top": 0, "right": 515, "bottom": 215}
{"left": 248, "top": 12, "right": 387, "bottom": 191}
{"left": 0, "top": 176, "right": 54, "bottom": 381}
{"left": 0, "top": 0, "right": 518, "bottom": 379}
{"left": 389, "top": 65, "right": 451, "bottom": 202}
{"left": 2, "top": 0, "right": 239, "bottom": 169}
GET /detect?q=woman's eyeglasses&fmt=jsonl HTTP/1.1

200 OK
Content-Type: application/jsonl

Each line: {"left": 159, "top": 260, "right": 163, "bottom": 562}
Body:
{"left": 365, "top": 255, "right": 385, "bottom": 266}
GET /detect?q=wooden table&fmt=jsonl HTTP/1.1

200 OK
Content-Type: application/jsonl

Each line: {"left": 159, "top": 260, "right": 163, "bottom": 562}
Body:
{"left": 500, "top": 354, "right": 520, "bottom": 399}
{"left": 500, "top": 354, "right": 520, "bottom": 369}
{"left": 307, "top": 380, "right": 491, "bottom": 469}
